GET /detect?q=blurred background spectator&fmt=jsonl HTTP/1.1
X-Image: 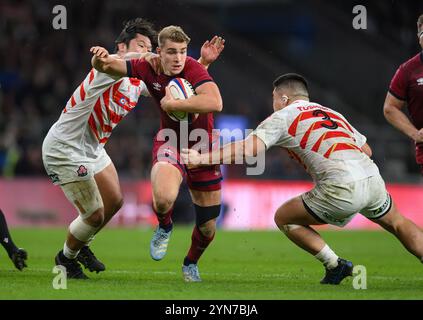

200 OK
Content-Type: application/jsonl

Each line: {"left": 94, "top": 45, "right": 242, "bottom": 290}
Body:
{"left": 1, "top": 0, "right": 422, "bottom": 183}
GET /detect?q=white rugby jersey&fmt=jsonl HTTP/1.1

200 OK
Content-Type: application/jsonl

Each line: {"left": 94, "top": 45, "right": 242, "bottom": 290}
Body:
{"left": 48, "top": 68, "right": 149, "bottom": 157}
{"left": 252, "top": 100, "right": 380, "bottom": 183}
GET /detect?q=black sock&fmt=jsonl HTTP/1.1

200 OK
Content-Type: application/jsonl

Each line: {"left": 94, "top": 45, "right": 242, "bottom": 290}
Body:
{"left": 183, "top": 256, "right": 196, "bottom": 266}
{"left": 0, "top": 210, "right": 19, "bottom": 257}
{"left": 159, "top": 222, "right": 173, "bottom": 233}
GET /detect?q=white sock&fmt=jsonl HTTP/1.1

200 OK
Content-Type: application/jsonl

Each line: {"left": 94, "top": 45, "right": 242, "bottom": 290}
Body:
{"left": 315, "top": 245, "right": 339, "bottom": 269}
{"left": 63, "top": 242, "right": 80, "bottom": 259}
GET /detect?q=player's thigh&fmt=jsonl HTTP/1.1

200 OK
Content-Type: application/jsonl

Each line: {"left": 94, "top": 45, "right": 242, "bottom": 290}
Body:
{"left": 151, "top": 161, "right": 183, "bottom": 204}
{"left": 275, "top": 196, "right": 325, "bottom": 226}
{"left": 94, "top": 162, "right": 123, "bottom": 216}
{"left": 372, "top": 201, "right": 404, "bottom": 233}
{"left": 189, "top": 189, "right": 221, "bottom": 207}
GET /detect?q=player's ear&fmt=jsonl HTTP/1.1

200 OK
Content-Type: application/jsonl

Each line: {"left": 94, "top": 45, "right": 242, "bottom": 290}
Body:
{"left": 281, "top": 95, "right": 289, "bottom": 104}
{"left": 117, "top": 42, "right": 127, "bottom": 54}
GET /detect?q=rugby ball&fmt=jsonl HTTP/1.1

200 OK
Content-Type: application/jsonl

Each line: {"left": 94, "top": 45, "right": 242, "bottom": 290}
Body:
{"left": 166, "top": 78, "right": 197, "bottom": 122}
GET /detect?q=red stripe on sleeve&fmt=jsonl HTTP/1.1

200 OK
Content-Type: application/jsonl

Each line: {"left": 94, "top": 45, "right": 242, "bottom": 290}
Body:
{"left": 89, "top": 69, "right": 95, "bottom": 84}
{"left": 88, "top": 114, "right": 100, "bottom": 140}
{"left": 70, "top": 95, "right": 76, "bottom": 107}
{"left": 80, "top": 82, "right": 86, "bottom": 101}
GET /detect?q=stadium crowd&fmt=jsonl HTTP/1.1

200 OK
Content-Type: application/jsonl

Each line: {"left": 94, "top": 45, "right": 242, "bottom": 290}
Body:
{"left": 0, "top": 0, "right": 421, "bottom": 182}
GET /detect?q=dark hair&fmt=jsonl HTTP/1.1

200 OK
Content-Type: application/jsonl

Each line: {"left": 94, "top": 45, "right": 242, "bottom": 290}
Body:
{"left": 418, "top": 14, "right": 423, "bottom": 32}
{"left": 114, "top": 18, "right": 158, "bottom": 52}
{"left": 273, "top": 73, "right": 309, "bottom": 93}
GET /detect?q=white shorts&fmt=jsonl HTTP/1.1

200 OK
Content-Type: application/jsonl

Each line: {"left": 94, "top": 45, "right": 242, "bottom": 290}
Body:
{"left": 301, "top": 175, "right": 392, "bottom": 227}
{"left": 42, "top": 133, "right": 111, "bottom": 185}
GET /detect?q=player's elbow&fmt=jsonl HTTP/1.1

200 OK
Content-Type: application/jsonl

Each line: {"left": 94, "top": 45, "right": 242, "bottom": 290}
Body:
{"left": 362, "top": 143, "right": 372, "bottom": 158}
{"left": 213, "top": 97, "right": 223, "bottom": 112}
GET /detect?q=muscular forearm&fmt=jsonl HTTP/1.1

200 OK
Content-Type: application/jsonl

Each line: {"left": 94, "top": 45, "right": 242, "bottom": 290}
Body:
{"left": 384, "top": 105, "right": 419, "bottom": 141}
{"left": 199, "top": 141, "right": 244, "bottom": 165}
{"left": 169, "top": 94, "right": 223, "bottom": 113}
{"left": 92, "top": 56, "right": 127, "bottom": 77}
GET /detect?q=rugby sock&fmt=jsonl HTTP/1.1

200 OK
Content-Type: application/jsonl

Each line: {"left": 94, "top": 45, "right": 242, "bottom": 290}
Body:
{"left": 63, "top": 242, "right": 79, "bottom": 259}
{"left": 315, "top": 244, "right": 339, "bottom": 270}
{"left": 0, "top": 210, "right": 19, "bottom": 257}
{"left": 85, "top": 235, "right": 95, "bottom": 246}
{"left": 185, "top": 226, "right": 215, "bottom": 265}
{"left": 155, "top": 207, "right": 173, "bottom": 232}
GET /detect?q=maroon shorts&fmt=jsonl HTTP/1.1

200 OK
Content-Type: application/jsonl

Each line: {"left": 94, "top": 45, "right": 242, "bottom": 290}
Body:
{"left": 152, "top": 141, "right": 223, "bottom": 192}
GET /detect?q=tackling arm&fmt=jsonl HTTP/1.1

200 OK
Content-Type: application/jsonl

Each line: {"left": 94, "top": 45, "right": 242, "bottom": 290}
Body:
{"left": 91, "top": 46, "right": 127, "bottom": 77}
{"left": 182, "top": 135, "right": 267, "bottom": 167}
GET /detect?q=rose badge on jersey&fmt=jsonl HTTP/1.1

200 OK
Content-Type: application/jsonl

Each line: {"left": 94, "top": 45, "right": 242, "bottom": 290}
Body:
{"left": 167, "top": 78, "right": 199, "bottom": 123}
{"left": 77, "top": 165, "right": 88, "bottom": 177}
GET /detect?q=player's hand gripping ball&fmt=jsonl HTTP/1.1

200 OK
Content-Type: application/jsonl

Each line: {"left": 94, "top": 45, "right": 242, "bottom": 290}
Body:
{"left": 166, "top": 78, "right": 198, "bottom": 123}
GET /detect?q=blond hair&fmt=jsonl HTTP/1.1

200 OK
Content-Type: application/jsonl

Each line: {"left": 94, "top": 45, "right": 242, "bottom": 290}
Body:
{"left": 158, "top": 25, "right": 191, "bottom": 47}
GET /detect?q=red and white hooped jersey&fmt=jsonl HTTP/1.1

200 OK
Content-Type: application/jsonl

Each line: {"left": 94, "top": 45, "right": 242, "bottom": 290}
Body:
{"left": 252, "top": 100, "right": 380, "bottom": 183}
{"left": 48, "top": 68, "right": 149, "bottom": 157}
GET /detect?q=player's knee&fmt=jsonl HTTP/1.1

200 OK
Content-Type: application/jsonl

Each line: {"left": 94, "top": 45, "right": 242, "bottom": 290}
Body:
{"left": 153, "top": 194, "right": 176, "bottom": 214}
{"left": 153, "top": 198, "right": 174, "bottom": 214}
{"left": 69, "top": 216, "right": 100, "bottom": 243}
{"left": 85, "top": 209, "right": 104, "bottom": 228}
{"left": 112, "top": 197, "right": 124, "bottom": 214}
{"left": 274, "top": 210, "right": 286, "bottom": 227}
{"left": 195, "top": 204, "right": 220, "bottom": 237}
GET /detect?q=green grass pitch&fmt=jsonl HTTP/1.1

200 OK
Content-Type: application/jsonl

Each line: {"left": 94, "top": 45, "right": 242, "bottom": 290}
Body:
{"left": 0, "top": 227, "right": 422, "bottom": 299}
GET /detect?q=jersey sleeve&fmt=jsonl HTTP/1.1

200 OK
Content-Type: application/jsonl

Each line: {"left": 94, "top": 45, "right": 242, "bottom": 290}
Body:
{"left": 184, "top": 57, "right": 214, "bottom": 90}
{"left": 250, "top": 111, "right": 289, "bottom": 150}
{"left": 140, "top": 82, "right": 151, "bottom": 97}
{"left": 351, "top": 125, "right": 367, "bottom": 148}
{"left": 126, "top": 58, "right": 148, "bottom": 81}
{"left": 389, "top": 64, "right": 408, "bottom": 101}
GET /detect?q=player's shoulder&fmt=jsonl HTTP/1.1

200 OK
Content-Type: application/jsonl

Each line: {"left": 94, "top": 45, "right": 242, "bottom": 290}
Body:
{"left": 185, "top": 56, "right": 199, "bottom": 64}
{"left": 400, "top": 52, "right": 423, "bottom": 70}
{"left": 184, "top": 56, "right": 205, "bottom": 69}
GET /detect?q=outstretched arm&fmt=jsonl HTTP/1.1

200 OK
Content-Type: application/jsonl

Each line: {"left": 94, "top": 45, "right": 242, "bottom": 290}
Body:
{"left": 181, "top": 135, "right": 267, "bottom": 167}
{"left": 91, "top": 46, "right": 127, "bottom": 77}
{"left": 198, "top": 36, "right": 225, "bottom": 69}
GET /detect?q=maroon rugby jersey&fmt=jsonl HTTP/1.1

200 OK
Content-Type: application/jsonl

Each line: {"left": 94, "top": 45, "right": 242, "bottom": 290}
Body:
{"left": 389, "top": 52, "right": 423, "bottom": 130}
{"left": 127, "top": 56, "right": 216, "bottom": 148}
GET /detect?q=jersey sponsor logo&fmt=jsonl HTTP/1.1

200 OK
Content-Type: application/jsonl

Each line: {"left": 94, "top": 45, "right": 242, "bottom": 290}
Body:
{"left": 370, "top": 193, "right": 391, "bottom": 217}
{"left": 153, "top": 82, "right": 162, "bottom": 91}
{"left": 77, "top": 165, "right": 88, "bottom": 177}
{"left": 48, "top": 173, "right": 60, "bottom": 184}
{"left": 417, "top": 78, "right": 423, "bottom": 86}
{"left": 119, "top": 97, "right": 127, "bottom": 106}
